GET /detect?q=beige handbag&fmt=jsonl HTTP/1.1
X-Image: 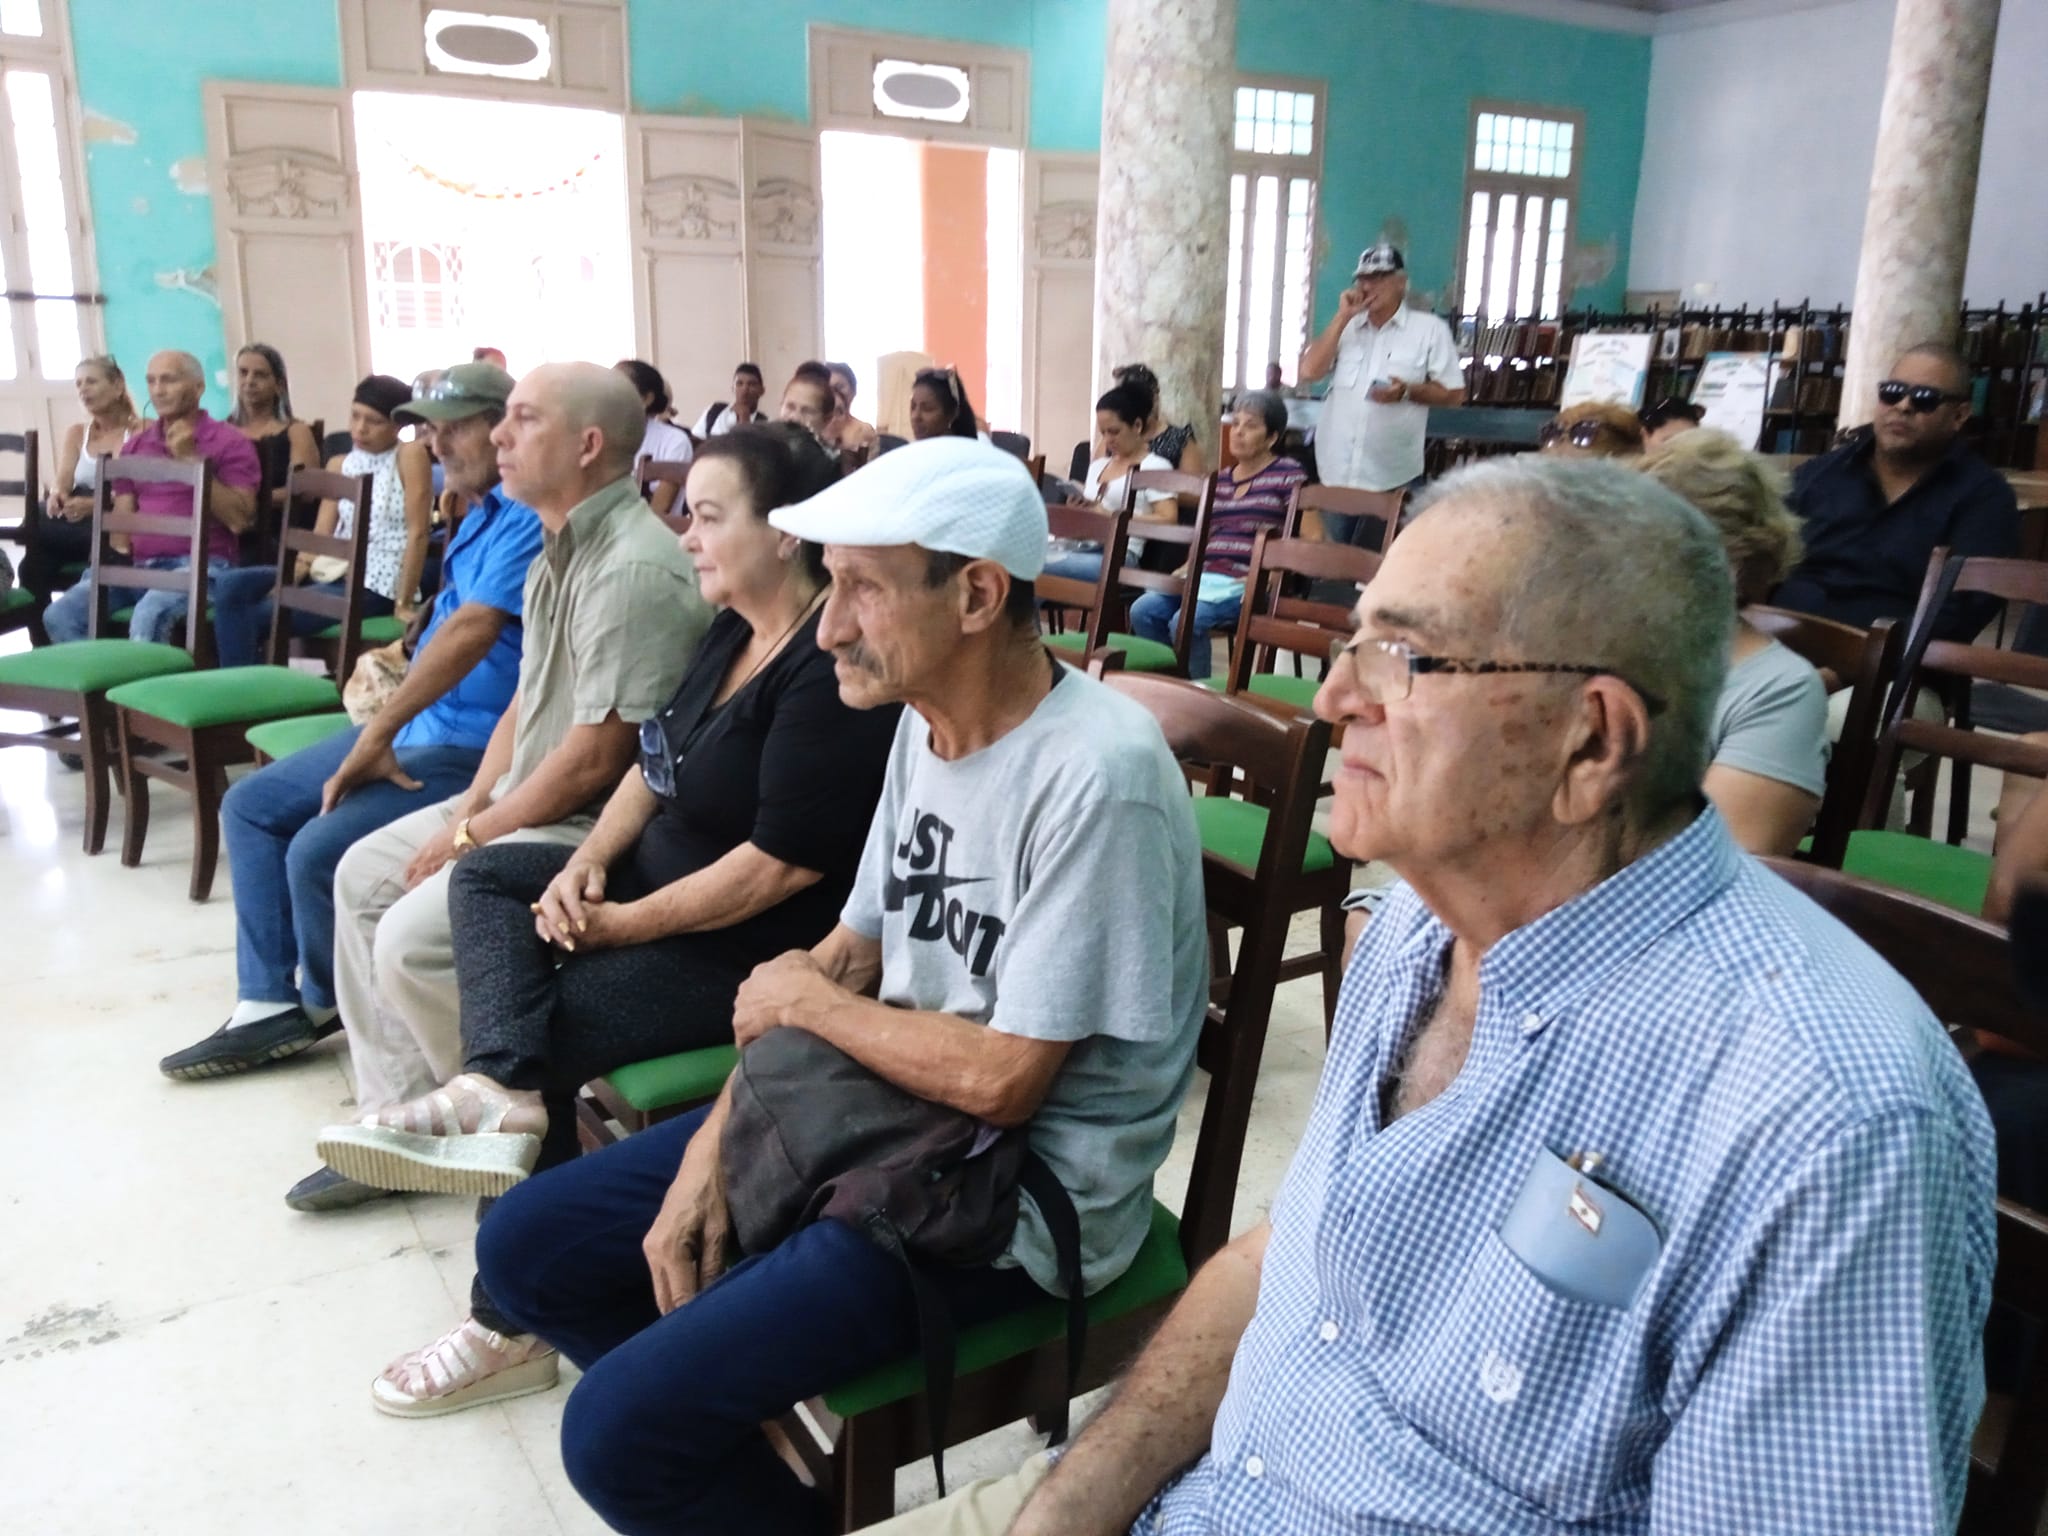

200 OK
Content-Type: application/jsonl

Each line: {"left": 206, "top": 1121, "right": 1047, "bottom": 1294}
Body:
{"left": 343, "top": 639, "right": 409, "bottom": 724}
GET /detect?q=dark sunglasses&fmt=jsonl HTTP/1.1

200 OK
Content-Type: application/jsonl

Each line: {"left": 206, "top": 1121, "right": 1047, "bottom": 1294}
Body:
{"left": 1538, "top": 419, "right": 1606, "bottom": 450}
{"left": 1876, "top": 380, "right": 1968, "bottom": 414}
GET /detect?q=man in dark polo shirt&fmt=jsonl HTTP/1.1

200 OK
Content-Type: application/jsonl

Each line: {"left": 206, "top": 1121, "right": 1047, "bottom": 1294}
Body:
{"left": 1773, "top": 342, "right": 2017, "bottom": 643}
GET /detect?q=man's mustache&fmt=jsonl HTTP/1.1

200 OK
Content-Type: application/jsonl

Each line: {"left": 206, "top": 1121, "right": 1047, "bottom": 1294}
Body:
{"left": 836, "top": 643, "right": 883, "bottom": 676}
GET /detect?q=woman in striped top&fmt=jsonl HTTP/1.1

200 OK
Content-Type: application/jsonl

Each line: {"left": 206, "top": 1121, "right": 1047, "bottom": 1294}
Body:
{"left": 1130, "top": 389, "right": 1305, "bottom": 680}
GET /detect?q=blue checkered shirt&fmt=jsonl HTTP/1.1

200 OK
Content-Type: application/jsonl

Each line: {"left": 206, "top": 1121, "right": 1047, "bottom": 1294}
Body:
{"left": 1141, "top": 809, "right": 1995, "bottom": 1533}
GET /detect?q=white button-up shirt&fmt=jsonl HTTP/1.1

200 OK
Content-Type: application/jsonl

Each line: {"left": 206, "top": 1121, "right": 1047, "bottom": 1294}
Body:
{"left": 1314, "top": 305, "right": 1463, "bottom": 492}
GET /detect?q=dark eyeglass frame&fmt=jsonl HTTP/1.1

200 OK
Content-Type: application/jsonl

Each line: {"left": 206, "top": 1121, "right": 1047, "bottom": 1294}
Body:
{"left": 1538, "top": 419, "right": 1607, "bottom": 450}
{"left": 1328, "top": 635, "right": 1667, "bottom": 716}
{"left": 1876, "top": 379, "right": 1969, "bottom": 414}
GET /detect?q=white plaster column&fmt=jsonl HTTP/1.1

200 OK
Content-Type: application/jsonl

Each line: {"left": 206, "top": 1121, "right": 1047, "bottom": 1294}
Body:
{"left": 1840, "top": 0, "right": 2003, "bottom": 426}
{"left": 1094, "top": 0, "right": 1238, "bottom": 456}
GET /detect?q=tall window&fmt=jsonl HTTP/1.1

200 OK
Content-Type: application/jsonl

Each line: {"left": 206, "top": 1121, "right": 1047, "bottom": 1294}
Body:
{"left": 1225, "top": 79, "right": 1321, "bottom": 394}
{"left": 0, "top": 0, "right": 90, "bottom": 387}
{"left": 1456, "top": 105, "right": 1580, "bottom": 323}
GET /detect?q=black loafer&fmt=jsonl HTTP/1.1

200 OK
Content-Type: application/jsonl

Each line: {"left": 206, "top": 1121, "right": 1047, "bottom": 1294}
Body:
{"left": 158, "top": 1008, "right": 341, "bottom": 1081}
{"left": 285, "top": 1165, "right": 395, "bottom": 1213}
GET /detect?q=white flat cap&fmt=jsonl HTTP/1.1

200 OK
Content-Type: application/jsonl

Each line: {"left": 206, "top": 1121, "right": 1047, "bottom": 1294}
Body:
{"left": 767, "top": 436, "right": 1049, "bottom": 580}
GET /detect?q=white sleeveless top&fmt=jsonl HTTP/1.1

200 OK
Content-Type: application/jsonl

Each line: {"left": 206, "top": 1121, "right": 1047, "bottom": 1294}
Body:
{"left": 336, "top": 444, "right": 410, "bottom": 601}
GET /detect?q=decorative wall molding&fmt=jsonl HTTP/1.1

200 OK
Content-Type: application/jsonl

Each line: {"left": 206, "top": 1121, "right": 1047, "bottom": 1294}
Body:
{"left": 1034, "top": 201, "right": 1096, "bottom": 262}
{"left": 641, "top": 173, "right": 741, "bottom": 241}
{"left": 224, "top": 150, "right": 348, "bottom": 219}
{"left": 748, "top": 177, "right": 820, "bottom": 247}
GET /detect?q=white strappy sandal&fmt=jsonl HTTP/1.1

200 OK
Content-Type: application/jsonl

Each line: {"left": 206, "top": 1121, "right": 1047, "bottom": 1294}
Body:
{"left": 371, "top": 1317, "right": 559, "bottom": 1419}
{"left": 315, "top": 1073, "right": 546, "bottom": 1197}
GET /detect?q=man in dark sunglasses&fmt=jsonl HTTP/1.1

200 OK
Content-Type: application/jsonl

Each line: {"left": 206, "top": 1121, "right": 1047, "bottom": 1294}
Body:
{"left": 1774, "top": 341, "right": 2017, "bottom": 643}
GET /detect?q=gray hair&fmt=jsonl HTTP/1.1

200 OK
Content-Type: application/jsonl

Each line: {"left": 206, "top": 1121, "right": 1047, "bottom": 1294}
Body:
{"left": 1231, "top": 389, "right": 1290, "bottom": 441}
{"left": 1408, "top": 456, "right": 1733, "bottom": 818}
{"left": 149, "top": 349, "right": 205, "bottom": 384}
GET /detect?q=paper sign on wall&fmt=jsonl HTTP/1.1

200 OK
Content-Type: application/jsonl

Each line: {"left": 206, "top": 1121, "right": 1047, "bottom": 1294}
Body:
{"left": 1560, "top": 332, "right": 1654, "bottom": 410}
{"left": 1692, "top": 352, "right": 1772, "bottom": 451}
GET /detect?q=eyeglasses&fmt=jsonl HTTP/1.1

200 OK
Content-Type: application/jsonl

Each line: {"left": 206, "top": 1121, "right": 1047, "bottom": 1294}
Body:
{"left": 638, "top": 716, "right": 675, "bottom": 798}
{"left": 1876, "top": 380, "right": 1968, "bottom": 413}
{"left": 1327, "top": 635, "right": 1667, "bottom": 715}
{"left": 1537, "top": 419, "right": 1607, "bottom": 450}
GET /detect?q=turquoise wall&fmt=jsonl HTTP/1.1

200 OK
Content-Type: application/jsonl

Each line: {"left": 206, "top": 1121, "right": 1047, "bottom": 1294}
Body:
{"left": 67, "top": 0, "right": 1646, "bottom": 411}
{"left": 69, "top": 0, "right": 343, "bottom": 415}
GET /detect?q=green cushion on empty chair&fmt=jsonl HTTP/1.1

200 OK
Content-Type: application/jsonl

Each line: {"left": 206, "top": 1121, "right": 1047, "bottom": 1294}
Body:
{"left": 316, "top": 614, "right": 406, "bottom": 644}
{"left": 1201, "top": 671, "right": 1320, "bottom": 710}
{"left": 1193, "top": 794, "right": 1335, "bottom": 874}
{"left": 0, "top": 638, "right": 195, "bottom": 694}
{"left": 1839, "top": 830, "right": 1994, "bottom": 916}
{"left": 1044, "top": 629, "right": 1179, "bottom": 673}
{"left": 247, "top": 712, "right": 354, "bottom": 761}
{"left": 107, "top": 666, "right": 341, "bottom": 730}
{"left": 824, "top": 1200, "right": 1188, "bottom": 1417}
{"left": 603, "top": 1045, "right": 740, "bottom": 1114}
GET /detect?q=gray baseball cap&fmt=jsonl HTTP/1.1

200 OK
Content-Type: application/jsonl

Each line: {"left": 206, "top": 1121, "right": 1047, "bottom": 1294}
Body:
{"left": 395, "top": 361, "right": 515, "bottom": 423}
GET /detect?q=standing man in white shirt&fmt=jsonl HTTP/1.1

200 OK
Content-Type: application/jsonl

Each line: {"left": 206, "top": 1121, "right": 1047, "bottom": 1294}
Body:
{"left": 1298, "top": 243, "right": 1465, "bottom": 546}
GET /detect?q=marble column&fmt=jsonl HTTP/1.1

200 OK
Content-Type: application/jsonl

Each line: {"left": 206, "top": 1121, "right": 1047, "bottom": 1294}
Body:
{"left": 1094, "top": 0, "right": 1238, "bottom": 457}
{"left": 1839, "top": 0, "right": 2003, "bottom": 427}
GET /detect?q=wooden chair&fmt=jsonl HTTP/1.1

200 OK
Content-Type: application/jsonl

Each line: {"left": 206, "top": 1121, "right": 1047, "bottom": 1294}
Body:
{"left": 637, "top": 453, "right": 693, "bottom": 533}
{"left": 0, "top": 429, "right": 46, "bottom": 645}
{"left": 1850, "top": 552, "right": 2048, "bottom": 914}
{"left": 0, "top": 456, "right": 216, "bottom": 854}
{"left": 1742, "top": 606, "right": 1902, "bottom": 868}
{"left": 1043, "top": 471, "right": 1215, "bottom": 675}
{"left": 105, "top": 465, "right": 376, "bottom": 901}
{"left": 1292, "top": 483, "right": 1404, "bottom": 552}
{"left": 786, "top": 675, "right": 1330, "bottom": 1530}
{"left": 1218, "top": 530, "right": 1381, "bottom": 721}
{"left": 1761, "top": 857, "right": 2048, "bottom": 1536}
{"left": 1025, "top": 452, "right": 1046, "bottom": 489}
{"left": 1037, "top": 502, "right": 1134, "bottom": 654}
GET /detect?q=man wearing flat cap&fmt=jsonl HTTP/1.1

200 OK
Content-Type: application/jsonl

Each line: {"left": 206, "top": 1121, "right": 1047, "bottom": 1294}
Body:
{"left": 1299, "top": 243, "right": 1465, "bottom": 547}
{"left": 469, "top": 437, "right": 1211, "bottom": 1533}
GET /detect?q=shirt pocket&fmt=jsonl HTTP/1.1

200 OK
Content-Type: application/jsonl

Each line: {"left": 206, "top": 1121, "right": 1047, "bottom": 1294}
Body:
{"left": 1335, "top": 344, "right": 1365, "bottom": 390}
{"left": 1389, "top": 1231, "right": 1659, "bottom": 1522}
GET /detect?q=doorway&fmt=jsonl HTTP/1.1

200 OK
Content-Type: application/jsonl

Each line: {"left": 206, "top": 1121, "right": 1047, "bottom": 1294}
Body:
{"left": 819, "top": 130, "right": 1021, "bottom": 438}
{"left": 351, "top": 90, "right": 634, "bottom": 382}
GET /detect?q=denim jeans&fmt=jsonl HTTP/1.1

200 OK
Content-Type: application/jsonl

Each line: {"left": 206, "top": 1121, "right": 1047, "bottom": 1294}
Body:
{"left": 43, "top": 555, "right": 231, "bottom": 645}
{"left": 219, "top": 724, "right": 483, "bottom": 1010}
{"left": 476, "top": 1106, "right": 1047, "bottom": 1536}
{"left": 1041, "top": 549, "right": 1104, "bottom": 583}
{"left": 211, "top": 565, "right": 395, "bottom": 668}
{"left": 1130, "top": 588, "right": 1242, "bottom": 680}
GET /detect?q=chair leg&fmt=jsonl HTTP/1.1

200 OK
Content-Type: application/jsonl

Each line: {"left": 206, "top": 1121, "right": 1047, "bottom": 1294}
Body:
{"left": 117, "top": 711, "right": 151, "bottom": 869}
{"left": 1319, "top": 899, "right": 1346, "bottom": 1038}
{"left": 79, "top": 696, "right": 113, "bottom": 855}
{"left": 834, "top": 1413, "right": 902, "bottom": 1533}
{"left": 190, "top": 737, "right": 223, "bottom": 902}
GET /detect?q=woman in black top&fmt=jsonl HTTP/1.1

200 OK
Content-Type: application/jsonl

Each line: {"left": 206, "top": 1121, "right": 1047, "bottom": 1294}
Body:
{"left": 348, "top": 422, "right": 903, "bottom": 1417}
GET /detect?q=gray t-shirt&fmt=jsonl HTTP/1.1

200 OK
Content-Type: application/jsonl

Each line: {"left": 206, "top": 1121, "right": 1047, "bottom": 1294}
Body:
{"left": 1710, "top": 638, "right": 1829, "bottom": 797}
{"left": 842, "top": 669, "right": 1209, "bottom": 1296}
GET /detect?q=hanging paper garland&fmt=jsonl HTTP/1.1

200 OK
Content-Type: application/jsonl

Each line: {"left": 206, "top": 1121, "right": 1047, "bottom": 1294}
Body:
{"left": 381, "top": 138, "right": 606, "bottom": 202}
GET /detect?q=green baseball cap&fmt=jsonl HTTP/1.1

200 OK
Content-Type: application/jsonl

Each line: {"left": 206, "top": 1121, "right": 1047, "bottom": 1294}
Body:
{"left": 395, "top": 360, "right": 515, "bottom": 422}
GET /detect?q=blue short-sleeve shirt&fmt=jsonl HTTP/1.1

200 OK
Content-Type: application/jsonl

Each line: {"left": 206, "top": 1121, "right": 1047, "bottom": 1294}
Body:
{"left": 394, "top": 487, "right": 543, "bottom": 751}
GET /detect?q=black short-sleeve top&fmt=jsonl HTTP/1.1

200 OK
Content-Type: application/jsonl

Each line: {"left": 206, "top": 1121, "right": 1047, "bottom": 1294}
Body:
{"left": 628, "top": 605, "right": 900, "bottom": 971}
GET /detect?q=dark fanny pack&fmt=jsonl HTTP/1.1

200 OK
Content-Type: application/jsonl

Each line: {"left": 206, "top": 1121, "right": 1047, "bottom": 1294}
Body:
{"left": 721, "top": 1025, "right": 1086, "bottom": 1493}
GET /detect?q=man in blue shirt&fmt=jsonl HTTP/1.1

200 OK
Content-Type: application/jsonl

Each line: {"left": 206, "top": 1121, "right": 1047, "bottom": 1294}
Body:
{"left": 1775, "top": 342, "right": 2018, "bottom": 644}
{"left": 159, "top": 365, "right": 543, "bottom": 1169}
{"left": 876, "top": 458, "right": 1996, "bottom": 1536}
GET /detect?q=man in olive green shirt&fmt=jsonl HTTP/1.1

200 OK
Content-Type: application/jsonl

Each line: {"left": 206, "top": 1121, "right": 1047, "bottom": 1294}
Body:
{"left": 322, "top": 364, "right": 709, "bottom": 1184}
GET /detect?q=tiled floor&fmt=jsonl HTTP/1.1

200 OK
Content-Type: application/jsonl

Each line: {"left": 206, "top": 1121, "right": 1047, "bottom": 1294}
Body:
{"left": 0, "top": 643, "right": 1339, "bottom": 1533}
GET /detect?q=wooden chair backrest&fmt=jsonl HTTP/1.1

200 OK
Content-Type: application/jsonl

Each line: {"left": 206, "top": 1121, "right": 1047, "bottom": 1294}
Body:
{"left": 636, "top": 455, "right": 694, "bottom": 535}
{"left": 1106, "top": 672, "right": 1331, "bottom": 1265}
{"left": 90, "top": 454, "right": 215, "bottom": 656}
{"left": 0, "top": 429, "right": 40, "bottom": 551}
{"left": 1116, "top": 469, "right": 1218, "bottom": 671}
{"left": 1743, "top": 605, "right": 1902, "bottom": 867}
{"left": 1292, "top": 482, "right": 1403, "bottom": 551}
{"left": 1224, "top": 531, "right": 1381, "bottom": 698}
{"left": 1864, "top": 551, "right": 2048, "bottom": 831}
{"left": 1040, "top": 502, "right": 1133, "bottom": 653}
{"left": 270, "top": 466, "right": 376, "bottom": 678}
{"left": 1025, "top": 452, "right": 1046, "bottom": 488}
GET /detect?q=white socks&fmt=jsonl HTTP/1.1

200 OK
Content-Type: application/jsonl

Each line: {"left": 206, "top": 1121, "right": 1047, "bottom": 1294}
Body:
{"left": 230, "top": 1001, "right": 338, "bottom": 1028}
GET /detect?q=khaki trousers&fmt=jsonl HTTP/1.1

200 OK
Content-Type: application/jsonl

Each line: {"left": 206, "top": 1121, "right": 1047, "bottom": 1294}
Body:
{"left": 329, "top": 796, "right": 586, "bottom": 1114}
{"left": 863, "top": 1453, "right": 1054, "bottom": 1536}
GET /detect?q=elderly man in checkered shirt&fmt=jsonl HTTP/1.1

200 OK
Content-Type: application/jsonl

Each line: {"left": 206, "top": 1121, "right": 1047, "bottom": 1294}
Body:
{"left": 877, "top": 456, "right": 1996, "bottom": 1536}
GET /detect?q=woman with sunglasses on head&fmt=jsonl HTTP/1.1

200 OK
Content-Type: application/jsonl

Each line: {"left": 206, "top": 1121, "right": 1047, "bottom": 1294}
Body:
{"left": 906, "top": 366, "right": 981, "bottom": 441}
{"left": 345, "top": 421, "right": 902, "bottom": 1418}
{"left": 1538, "top": 400, "right": 1646, "bottom": 459}
{"left": 29, "top": 355, "right": 142, "bottom": 599}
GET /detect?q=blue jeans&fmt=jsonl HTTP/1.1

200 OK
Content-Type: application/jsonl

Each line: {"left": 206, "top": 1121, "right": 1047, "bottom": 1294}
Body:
{"left": 43, "top": 556, "right": 231, "bottom": 645}
{"left": 220, "top": 724, "right": 483, "bottom": 1009}
{"left": 1041, "top": 549, "right": 1104, "bottom": 583}
{"left": 476, "top": 1106, "right": 1047, "bottom": 1536}
{"left": 1130, "top": 588, "right": 1242, "bottom": 680}
{"left": 211, "top": 565, "right": 395, "bottom": 668}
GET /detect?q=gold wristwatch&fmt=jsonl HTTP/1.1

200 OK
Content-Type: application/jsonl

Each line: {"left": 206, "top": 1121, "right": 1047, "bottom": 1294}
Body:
{"left": 451, "top": 816, "right": 479, "bottom": 856}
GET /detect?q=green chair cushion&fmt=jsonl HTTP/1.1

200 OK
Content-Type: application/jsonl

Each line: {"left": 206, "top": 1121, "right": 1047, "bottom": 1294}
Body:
{"left": 1200, "top": 672, "right": 1320, "bottom": 710}
{"left": 603, "top": 1045, "right": 740, "bottom": 1114}
{"left": 2, "top": 587, "right": 34, "bottom": 616}
{"left": 247, "top": 711, "right": 355, "bottom": 761}
{"left": 0, "top": 639, "right": 196, "bottom": 694}
{"left": 824, "top": 1201, "right": 1188, "bottom": 1417}
{"left": 316, "top": 614, "right": 406, "bottom": 644}
{"left": 1193, "top": 794, "right": 1335, "bottom": 874}
{"left": 107, "top": 666, "right": 342, "bottom": 730}
{"left": 109, "top": 603, "right": 214, "bottom": 625}
{"left": 1839, "top": 830, "right": 1993, "bottom": 916}
{"left": 1044, "top": 630, "right": 1179, "bottom": 673}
